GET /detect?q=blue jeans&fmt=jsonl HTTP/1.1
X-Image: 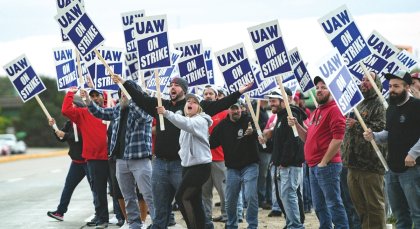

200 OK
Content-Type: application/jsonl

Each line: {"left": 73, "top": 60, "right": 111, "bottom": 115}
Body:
{"left": 57, "top": 161, "right": 93, "bottom": 214}
{"left": 310, "top": 163, "right": 349, "bottom": 229}
{"left": 302, "top": 162, "right": 312, "bottom": 212}
{"left": 340, "top": 167, "right": 361, "bottom": 229}
{"left": 271, "top": 166, "right": 281, "bottom": 212}
{"left": 280, "top": 166, "right": 304, "bottom": 229}
{"left": 151, "top": 158, "right": 182, "bottom": 229}
{"left": 257, "top": 152, "right": 271, "bottom": 203}
{"left": 385, "top": 166, "right": 420, "bottom": 228}
{"left": 225, "top": 163, "right": 259, "bottom": 229}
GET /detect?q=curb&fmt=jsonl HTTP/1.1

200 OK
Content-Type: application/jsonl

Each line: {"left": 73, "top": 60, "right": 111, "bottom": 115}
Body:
{"left": 0, "top": 149, "right": 67, "bottom": 163}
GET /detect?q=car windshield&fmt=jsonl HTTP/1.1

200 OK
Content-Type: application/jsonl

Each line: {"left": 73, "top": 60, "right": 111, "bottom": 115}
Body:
{"left": 0, "top": 135, "right": 15, "bottom": 141}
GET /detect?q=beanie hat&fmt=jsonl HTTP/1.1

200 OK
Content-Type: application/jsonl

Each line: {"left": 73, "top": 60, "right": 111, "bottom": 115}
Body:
{"left": 170, "top": 77, "right": 188, "bottom": 93}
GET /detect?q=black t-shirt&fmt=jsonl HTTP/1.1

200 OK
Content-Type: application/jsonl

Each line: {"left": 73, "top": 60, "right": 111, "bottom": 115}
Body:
{"left": 113, "top": 107, "right": 129, "bottom": 159}
{"left": 386, "top": 97, "right": 420, "bottom": 172}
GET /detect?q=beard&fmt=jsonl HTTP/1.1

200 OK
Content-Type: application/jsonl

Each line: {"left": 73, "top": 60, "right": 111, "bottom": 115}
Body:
{"left": 316, "top": 92, "right": 330, "bottom": 105}
{"left": 170, "top": 91, "right": 183, "bottom": 101}
{"left": 271, "top": 105, "right": 280, "bottom": 114}
{"left": 230, "top": 113, "right": 241, "bottom": 122}
{"left": 389, "top": 90, "right": 407, "bottom": 105}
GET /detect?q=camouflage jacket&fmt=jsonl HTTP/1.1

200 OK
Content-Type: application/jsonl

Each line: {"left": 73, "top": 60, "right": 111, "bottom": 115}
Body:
{"left": 341, "top": 88, "right": 387, "bottom": 174}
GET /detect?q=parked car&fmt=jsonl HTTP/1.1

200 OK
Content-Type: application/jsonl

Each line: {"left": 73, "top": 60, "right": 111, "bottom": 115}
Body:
{"left": 0, "top": 134, "right": 26, "bottom": 154}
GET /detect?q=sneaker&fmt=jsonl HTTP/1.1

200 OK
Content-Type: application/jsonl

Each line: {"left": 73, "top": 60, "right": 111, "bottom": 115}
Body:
{"left": 116, "top": 219, "right": 124, "bottom": 227}
{"left": 47, "top": 211, "right": 64, "bottom": 221}
{"left": 212, "top": 215, "right": 227, "bottom": 223}
{"left": 268, "top": 210, "right": 282, "bottom": 217}
{"left": 87, "top": 216, "right": 98, "bottom": 226}
{"left": 214, "top": 202, "right": 221, "bottom": 207}
{"left": 95, "top": 222, "right": 108, "bottom": 229}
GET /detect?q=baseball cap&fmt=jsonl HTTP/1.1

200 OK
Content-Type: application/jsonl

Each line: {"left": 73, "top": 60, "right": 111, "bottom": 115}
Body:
{"left": 411, "top": 72, "right": 419, "bottom": 80}
{"left": 230, "top": 99, "right": 244, "bottom": 109}
{"left": 313, "top": 76, "right": 325, "bottom": 85}
{"left": 88, "top": 89, "right": 103, "bottom": 97}
{"left": 264, "top": 88, "right": 292, "bottom": 100}
{"left": 385, "top": 70, "right": 412, "bottom": 85}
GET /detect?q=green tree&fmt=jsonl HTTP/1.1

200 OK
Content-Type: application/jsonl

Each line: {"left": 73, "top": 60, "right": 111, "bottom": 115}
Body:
{"left": 14, "top": 76, "right": 67, "bottom": 147}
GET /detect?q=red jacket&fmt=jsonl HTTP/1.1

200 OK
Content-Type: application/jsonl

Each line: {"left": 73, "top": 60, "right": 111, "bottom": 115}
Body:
{"left": 209, "top": 110, "right": 228, "bottom": 161}
{"left": 62, "top": 92, "right": 108, "bottom": 160}
{"left": 305, "top": 100, "right": 345, "bottom": 167}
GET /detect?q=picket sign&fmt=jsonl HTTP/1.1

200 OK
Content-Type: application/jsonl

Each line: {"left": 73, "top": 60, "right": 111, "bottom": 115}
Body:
{"left": 276, "top": 76, "right": 298, "bottom": 137}
{"left": 360, "top": 62, "right": 388, "bottom": 109}
{"left": 75, "top": 49, "right": 84, "bottom": 89}
{"left": 34, "top": 95, "right": 59, "bottom": 131}
{"left": 256, "top": 100, "right": 261, "bottom": 121}
{"left": 154, "top": 69, "right": 165, "bottom": 131}
{"left": 353, "top": 108, "right": 389, "bottom": 171}
{"left": 244, "top": 94, "right": 266, "bottom": 148}
{"left": 139, "top": 71, "right": 146, "bottom": 88}
{"left": 93, "top": 49, "right": 131, "bottom": 100}
{"left": 309, "top": 90, "right": 318, "bottom": 107}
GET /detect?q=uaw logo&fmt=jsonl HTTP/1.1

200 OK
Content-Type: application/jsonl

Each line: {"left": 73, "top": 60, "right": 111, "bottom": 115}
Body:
{"left": 399, "top": 114, "right": 406, "bottom": 123}
{"left": 309, "top": 114, "right": 322, "bottom": 126}
{"left": 237, "top": 129, "right": 244, "bottom": 139}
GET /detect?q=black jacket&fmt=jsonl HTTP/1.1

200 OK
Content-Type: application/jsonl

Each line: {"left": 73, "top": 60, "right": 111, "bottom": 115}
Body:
{"left": 123, "top": 80, "right": 241, "bottom": 160}
{"left": 271, "top": 105, "right": 307, "bottom": 167}
{"left": 54, "top": 120, "right": 84, "bottom": 161}
{"left": 210, "top": 114, "right": 259, "bottom": 169}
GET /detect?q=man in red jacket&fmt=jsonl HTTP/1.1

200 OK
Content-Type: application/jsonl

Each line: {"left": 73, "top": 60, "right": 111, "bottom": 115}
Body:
{"left": 288, "top": 76, "right": 349, "bottom": 228}
{"left": 62, "top": 87, "right": 109, "bottom": 228}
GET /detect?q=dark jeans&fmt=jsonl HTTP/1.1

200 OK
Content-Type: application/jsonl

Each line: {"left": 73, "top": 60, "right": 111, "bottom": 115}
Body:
{"left": 57, "top": 161, "right": 93, "bottom": 214}
{"left": 108, "top": 160, "right": 124, "bottom": 221}
{"left": 302, "top": 162, "right": 312, "bottom": 212}
{"left": 176, "top": 163, "right": 211, "bottom": 229}
{"left": 88, "top": 160, "right": 110, "bottom": 224}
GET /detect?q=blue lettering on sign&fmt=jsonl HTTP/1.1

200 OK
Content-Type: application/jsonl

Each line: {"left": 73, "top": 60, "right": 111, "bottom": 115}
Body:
{"left": 250, "top": 25, "right": 278, "bottom": 43}
{"left": 397, "top": 52, "right": 418, "bottom": 69}
{"left": 67, "top": 14, "right": 104, "bottom": 56}
{"left": 57, "top": 3, "right": 83, "bottom": 28}
{"left": 56, "top": 60, "right": 77, "bottom": 90}
{"left": 330, "top": 22, "right": 371, "bottom": 66}
{"left": 294, "top": 61, "right": 314, "bottom": 92}
{"left": 96, "top": 63, "right": 122, "bottom": 91}
{"left": 54, "top": 49, "right": 73, "bottom": 61}
{"left": 319, "top": 53, "right": 343, "bottom": 78}
{"left": 206, "top": 60, "right": 214, "bottom": 85}
{"left": 348, "top": 54, "right": 387, "bottom": 81}
{"left": 255, "top": 37, "right": 291, "bottom": 78}
{"left": 178, "top": 55, "right": 208, "bottom": 86}
{"left": 122, "top": 12, "right": 144, "bottom": 26}
{"left": 124, "top": 27, "right": 136, "bottom": 52}
{"left": 204, "top": 50, "right": 211, "bottom": 59}
{"left": 137, "top": 33, "right": 170, "bottom": 69}
{"left": 367, "top": 35, "right": 396, "bottom": 60}
{"left": 177, "top": 44, "right": 201, "bottom": 58}
{"left": 217, "top": 48, "right": 244, "bottom": 66}
{"left": 328, "top": 67, "right": 363, "bottom": 115}
{"left": 135, "top": 19, "right": 165, "bottom": 34}
{"left": 5, "top": 58, "right": 29, "bottom": 77}
{"left": 321, "top": 10, "right": 351, "bottom": 34}
{"left": 12, "top": 67, "right": 45, "bottom": 102}
{"left": 223, "top": 60, "right": 258, "bottom": 94}
{"left": 289, "top": 51, "right": 301, "bottom": 66}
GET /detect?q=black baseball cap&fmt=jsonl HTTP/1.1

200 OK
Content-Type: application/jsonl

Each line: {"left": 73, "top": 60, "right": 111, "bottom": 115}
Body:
{"left": 385, "top": 70, "right": 412, "bottom": 85}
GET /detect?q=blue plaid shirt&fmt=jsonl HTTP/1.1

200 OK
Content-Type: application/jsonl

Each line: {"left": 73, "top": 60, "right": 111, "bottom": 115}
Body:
{"left": 88, "top": 101, "right": 153, "bottom": 160}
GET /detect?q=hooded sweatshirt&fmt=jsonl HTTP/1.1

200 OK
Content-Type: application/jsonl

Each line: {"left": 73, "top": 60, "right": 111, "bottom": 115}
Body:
{"left": 163, "top": 111, "right": 213, "bottom": 167}
{"left": 305, "top": 100, "right": 346, "bottom": 167}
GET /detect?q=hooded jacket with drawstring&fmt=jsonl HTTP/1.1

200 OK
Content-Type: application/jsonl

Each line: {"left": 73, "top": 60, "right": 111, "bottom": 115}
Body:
{"left": 163, "top": 111, "right": 213, "bottom": 167}
{"left": 341, "top": 75, "right": 387, "bottom": 174}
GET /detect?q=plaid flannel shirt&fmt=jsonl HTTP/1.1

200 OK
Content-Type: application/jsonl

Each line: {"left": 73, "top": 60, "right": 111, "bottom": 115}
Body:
{"left": 88, "top": 101, "right": 153, "bottom": 160}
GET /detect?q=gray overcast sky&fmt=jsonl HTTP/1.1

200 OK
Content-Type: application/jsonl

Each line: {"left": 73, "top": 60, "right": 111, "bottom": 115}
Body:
{"left": 1, "top": 0, "right": 419, "bottom": 42}
{"left": 0, "top": 0, "right": 419, "bottom": 77}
